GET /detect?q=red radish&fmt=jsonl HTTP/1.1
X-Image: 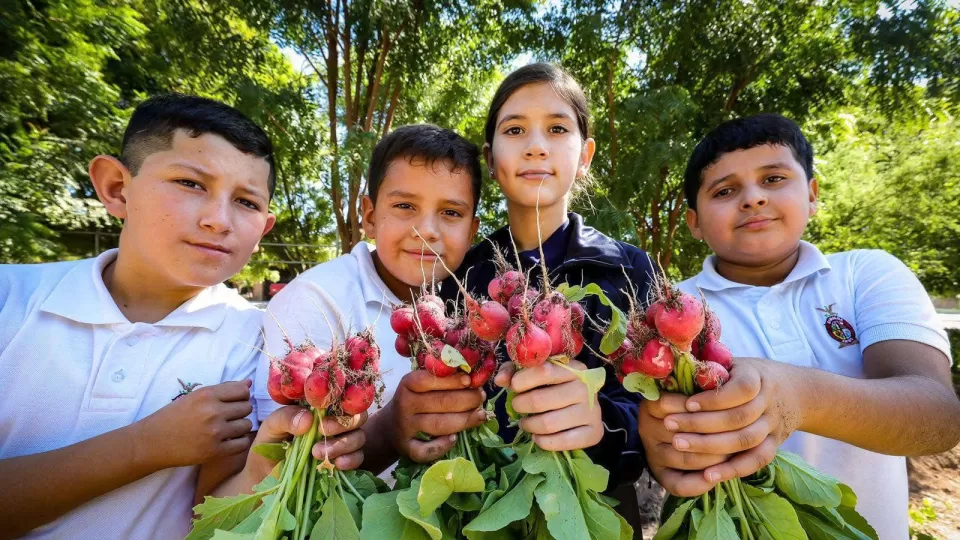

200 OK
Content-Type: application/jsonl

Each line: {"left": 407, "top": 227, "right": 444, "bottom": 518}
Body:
{"left": 395, "top": 334, "right": 412, "bottom": 357}
{"left": 570, "top": 329, "right": 584, "bottom": 357}
{"left": 420, "top": 294, "right": 445, "bottom": 309}
{"left": 390, "top": 306, "right": 416, "bottom": 336}
{"left": 422, "top": 340, "right": 457, "bottom": 377}
{"left": 268, "top": 364, "right": 295, "bottom": 405}
{"left": 468, "top": 300, "right": 510, "bottom": 341}
{"left": 654, "top": 293, "right": 705, "bottom": 352}
{"left": 312, "top": 350, "right": 333, "bottom": 370}
{"left": 704, "top": 309, "right": 722, "bottom": 340}
{"left": 301, "top": 344, "right": 324, "bottom": 365}
{"left": 700, "top": 338, "right": 733, "bottom": 370}
{"left": 570, "top": 302, "right": 586, "bottom": 329}
{"left": 608, "top": 338, "right": 633, "bottom": 360}
{"left": 637, "top": 338, "right": 675, "bottom": 379}
{"left": 645, "top": 302, "right": 663, "bottom": 328}
{"left": 695, "top": 361, "right": 730, "bottom": 390}
{"left": 506, "top": 321, "right": 552, "bottom": 368}
{"left": 470, "top": 353, "right": 496, "bottom": 388}
{"left": 341, "top": 381, "right": 376, "bottom": 415}
{"left": 507, "top": 288, "right": 539, "bottom": 318}
{"left": 417, "top": 300, "right": 447, "bottom": 339}
{"left": 304, "top": 366, "right": 345, "bottom": 410}
{"left": 444, "top": 320, "right": 468, "bottom": 347}
{"left": 663, "top": 375, "right": 680, "bottom": 393}
{"left": 279, "top": 363, "right": 311, "bottom": 400}
{"left": 533, "top": 293, "right": 573, "bottom": 356}
{"left": 458, "top": 346, "right": 482, "bottom": 370}
{"left": 488, "top": 270, "right": 523, "bottom": 304}
{"left": 345, "top": 332, "right": 380, "bottom": 371}
{"left": 691, "top": 337, "right": 702, "bottom": 358}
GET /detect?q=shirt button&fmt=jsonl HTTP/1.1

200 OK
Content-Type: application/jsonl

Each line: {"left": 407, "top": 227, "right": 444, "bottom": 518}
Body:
{"left": 111, "top": 369, "right": 126, "bottom": 382}
{"left": 771, "top": 321, "right": 781, "bottom": 330}
{"left": 125, "top": 335, "right": 140, "bottom": 346}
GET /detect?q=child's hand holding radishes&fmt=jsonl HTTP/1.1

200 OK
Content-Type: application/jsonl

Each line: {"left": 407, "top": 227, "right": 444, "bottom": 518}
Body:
{"left": 137, "top": 380, "right": 256, "bottom": 467}
{"left": 495, "top": 359, "right": 603, "bottom": 451}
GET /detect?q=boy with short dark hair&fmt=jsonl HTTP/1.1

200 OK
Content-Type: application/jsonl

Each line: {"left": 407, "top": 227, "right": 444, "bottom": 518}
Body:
{"left": 637, "top": 114, "right": 960, "bottom": 537}
{"left": 255, "top": 124, "right": 489, "bottom": 473}
{"left": 0, "top": 93, "right": 319, "bottom": 538}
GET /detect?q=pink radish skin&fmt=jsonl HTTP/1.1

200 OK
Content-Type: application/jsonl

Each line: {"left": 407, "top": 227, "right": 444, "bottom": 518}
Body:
{"left": 279, "top": 363, "right": 311, "bottom": 400}
{"left": 444, "top": 321, "right": 468, "bottom": 347}
{"left": 608, "top": 338, "right": 633, "bottom": 361}
{"left": 700, "top": 339, "right": 733, "bottom": 371}
{"left": 469, "top": 300, "right": 510, "bottom": 342}
{"left": 268, "top": 364, "right": 295, "bottom": 405}
{"left": 301, "top": 345, "right": 324, "bottom": 365}
{"left": 470, "top": 354, "right": 496, "bottom": 388}
{"left": 704, "top": 310, "right": 722, "bottom": 340}
{"left": 417, "top": 301, "right": 448, "bottom": 339}
{"left": 341, "top": 382, "right": 376, "bottom": 415}
{"left": 654, "top": 293, "right": 705, "bottom": 352}
{"left": 570, "top": 330, "right": 584, "bottom": 357}
{"left": 458, "top": 346, "right": 482, "bottom": 370}
{"left": 645, "top": 302, "right": 663, "bottom": 328}
{"left": 346, "top": 334, "right": 380, "bottom": 371}
{"left": 637, "top": 339, "right": 675, "bottom": 379}
{"left": 420, "top": 295, "right": 445, "bottom": 309}
{"left": 390, "top": 307, "right": 416, "bottom": 336}
{"left": 696, "top": 361, "right": 730, "bottom": 390}
{"left": 506, "top": 321, "right": 552, "bottom": 368}
{"left": 533, "top": 294, "right": 573, "bottom": 356}
{"left": 507, "top": 288, "right": 539, "bottom": 318}
{"left": 312, "top": 350, "right": 333, "bottom": 370}
{"left": 422, "top": 340, "right": 457, "bottom": 377}
{"left": 395, "top": 334, "right": 412, "bottom": 357}
{"left": 304, "top": 367, "right": 345, "bottom": 410}
{"left": 570, "top": 302, "right": 586, "bottom": 329}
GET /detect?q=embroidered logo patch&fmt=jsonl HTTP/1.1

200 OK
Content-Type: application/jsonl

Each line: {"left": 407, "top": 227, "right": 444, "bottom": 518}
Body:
{"left": 815, "top": 304, "right": 859, "bottom": 349}
{"left": 173, "top": 378, "right": 202, "bottom": 401}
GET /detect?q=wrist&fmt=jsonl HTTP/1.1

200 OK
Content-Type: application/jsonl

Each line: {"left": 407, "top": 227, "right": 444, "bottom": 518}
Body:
{"left": 126, "top": 420, "right": 169, "bottom": 472}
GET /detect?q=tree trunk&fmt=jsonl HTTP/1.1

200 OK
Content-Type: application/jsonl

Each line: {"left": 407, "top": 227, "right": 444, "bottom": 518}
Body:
{"left": 607, "top": 50, "right": 619, "bottom": 176}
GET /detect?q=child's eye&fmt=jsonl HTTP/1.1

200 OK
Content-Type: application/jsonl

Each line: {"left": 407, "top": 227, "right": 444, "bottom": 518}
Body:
{"left": 713, "top": 187, "right": 733, "bottom": 198}
{"left": 394, "top": 203, "right": 414, "bottom": 211}
{"left": 176, "top": 179, "right": 203, "bottom": 190}
{"left": 549, "top": 125, "right": 569, "bottom": 134}
{"left": 503, "top": 126, "right": 523, "bottom": 136}
{"left": 237, "top": 199, "right": 260, "bottom": 210}
{"left": 442, "top": 210, "right": 464, "bottom": 218}
{"left": 764, "top": 175, "right": 786, "bottom": 184}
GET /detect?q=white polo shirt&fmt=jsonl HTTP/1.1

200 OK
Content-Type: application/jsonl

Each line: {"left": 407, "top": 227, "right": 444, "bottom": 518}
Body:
{"left": 679, "top": 241, "right": 951, "bottom": 540}
{"left": 0, "top": 249, "right": 262, "bottom": 540}
{"left": 255, "top": 242, "right": 405, "bottom": 420}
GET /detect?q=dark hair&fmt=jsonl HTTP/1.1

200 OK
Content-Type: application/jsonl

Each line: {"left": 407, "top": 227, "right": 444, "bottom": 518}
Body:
{"left": 684, "top": 114, "right": 814, "bottom": 210}
{"left": 120, "top": 93, "right": 276, "bottom": 198}
{"left": 367, "top": 124, "right": 482, "bottom": 213}
{"left": 484, "top": 63, "right": 590, "bottom": 145}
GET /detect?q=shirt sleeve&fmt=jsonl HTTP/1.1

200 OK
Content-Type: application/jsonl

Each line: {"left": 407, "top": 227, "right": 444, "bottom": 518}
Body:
{"left": 254, "top": 275, "right": 348, "bottom": 421}
{"left": 852, "top": 250, "right": 952, "bottom": 363}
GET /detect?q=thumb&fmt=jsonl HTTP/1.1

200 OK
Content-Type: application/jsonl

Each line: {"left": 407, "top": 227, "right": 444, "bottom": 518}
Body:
{"left": 255, "top": 406, "right": 313, "bottom": 444}
{"left": 494, "top": 362, "right": 516, "bottom": 388}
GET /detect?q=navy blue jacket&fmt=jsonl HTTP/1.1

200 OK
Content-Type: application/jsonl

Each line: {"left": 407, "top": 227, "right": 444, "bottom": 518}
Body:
{"left": 441, "top": 213, "right": 656, "bottom": 487}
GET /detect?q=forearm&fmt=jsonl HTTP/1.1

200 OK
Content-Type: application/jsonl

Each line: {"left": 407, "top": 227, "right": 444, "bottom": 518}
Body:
{"left": 0, "top": 424, "right": 163, "bottom": 537}
{"left": 795, "top": 367, "right": 960, "bottom": 456}
{"left": 359, "top": 406, "right": 400, "bottom": 475}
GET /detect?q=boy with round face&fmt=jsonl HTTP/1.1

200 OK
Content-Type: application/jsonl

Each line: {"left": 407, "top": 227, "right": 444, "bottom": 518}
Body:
{"left": 0, "top": 94, "right": 355, "bottom": 538}
{"left": 638, "top": 114, "right": 959, "bottom": 537}
{"left": 255, "top": 125, "right": 489, "bottom": 474}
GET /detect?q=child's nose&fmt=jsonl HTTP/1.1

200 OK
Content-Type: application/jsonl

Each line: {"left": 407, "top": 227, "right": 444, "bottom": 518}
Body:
{"left": 740, "top": 187, "right": 768, "bottom": 209}
{"left": 199, "top": 199, "right": 232, "bottom": 233}
{"left": 524, "top": 134, "right": 548, "bottom": 158}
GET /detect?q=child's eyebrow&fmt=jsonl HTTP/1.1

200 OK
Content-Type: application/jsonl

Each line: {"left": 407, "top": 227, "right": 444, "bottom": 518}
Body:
{"left": 442, "top": 198, "right": 471, "bottom": 210}
{"left": 385, "top": 189, "right": 421, "bottom": 200}
{"left": 168, "top": 162, "right": 214, "bottom": 179}
{"left": 496, "top": 112, "right": 573, "bottom": 129}
{"left": 703, "top": 162, "right": 795, "bottom": 191}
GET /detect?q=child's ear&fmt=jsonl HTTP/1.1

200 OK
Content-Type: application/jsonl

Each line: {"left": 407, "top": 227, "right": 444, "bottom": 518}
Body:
{"left": 482, "top": 143, "right": 494, "bottom": 180}
{"left": 470, "top": 215, "right": 480, "bottom": 240}
{"left": 89, "top": 155, "right": 131, "bottom": 220}
{"left": 808, "top": 177, "right": 819, "bottom": 217}
{"left": 685, "top": 208, "right": 703, "bottom": 240}
{"left": 577, "top": 138, "right": 597, "bottom": 178}
{"left": 360, "top": 195, "right": 377, "bottom": 240}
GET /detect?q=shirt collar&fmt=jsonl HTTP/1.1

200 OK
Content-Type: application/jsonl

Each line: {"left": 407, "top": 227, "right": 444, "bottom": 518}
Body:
{"left": 695, "top": 241, "right": 832, "bottom": 292}
{"left": 488, "top": 212, "right": 631, "bottom": 271}
{"left": 40, "top": 248, "right": 233, "bottom": 331}
{"left": 352, "top": 242, "right": 402, "bottom": 306}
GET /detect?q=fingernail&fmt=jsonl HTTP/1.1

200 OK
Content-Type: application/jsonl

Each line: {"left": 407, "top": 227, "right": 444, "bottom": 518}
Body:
{"left": 293, "top": 409, "right": 308, "bottom": 427}
{"left": 707, "top": 472, "right": 720, "bottom": 482}
{"left": 461, "top": 375, "right": 471, "bottom": 386}
{"left": 674, "top": 437, "right": 690, "bottom": 450}
{"left": 687, "top": 401, "right": 701, "bottom": 412}
{"left": 665, "top": 419, "right": 679, "bottom": 432}
{"left": 449, "top": 434, "right": 457, "bottom": 443}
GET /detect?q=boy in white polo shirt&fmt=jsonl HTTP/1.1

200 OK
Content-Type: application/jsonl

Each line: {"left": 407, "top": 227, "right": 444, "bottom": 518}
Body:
{"left": 637, "top": 114, "right": 960, "bottom": 538}
{"left": 0, "top": 94, "right": 329, "bottom": 539}
{"left": 255, "top": 124, "right": 491, "bottom": 473}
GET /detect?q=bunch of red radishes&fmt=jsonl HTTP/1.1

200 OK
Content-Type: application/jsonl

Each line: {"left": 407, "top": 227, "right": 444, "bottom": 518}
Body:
{"left": 266, "top": 325, "right": 383, "bottom": 417}
{"left": 609, "top": 281, "right": 732, "bottom": 396}
{"left": 487, "top": 266, "right": 586, "bottom": 369}
{"left": 391, "top": 293, "right": 498, "bottom": 388}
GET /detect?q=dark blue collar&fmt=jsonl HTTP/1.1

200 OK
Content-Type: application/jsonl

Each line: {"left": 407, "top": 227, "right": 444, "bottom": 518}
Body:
{"left": 488, "top": 213, "right": 632, "bottom": 272}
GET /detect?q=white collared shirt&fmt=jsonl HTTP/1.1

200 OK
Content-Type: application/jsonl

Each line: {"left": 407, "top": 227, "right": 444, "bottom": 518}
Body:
{"left": 255, "top": 242, "right": 405, "bottom": 420}
{"left": 0, "top": 249, "right": 262, "bottom": 540}
{"left": 679, "top": 241, "right": 951, "bottom": 540}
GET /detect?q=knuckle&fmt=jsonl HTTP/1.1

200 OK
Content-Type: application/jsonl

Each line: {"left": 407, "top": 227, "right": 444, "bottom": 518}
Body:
{"left": 737, "top": 430, "right": 756, "bottom": 451}
{"left": 729, "top": 407, "right": 748, "bottom": 427}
